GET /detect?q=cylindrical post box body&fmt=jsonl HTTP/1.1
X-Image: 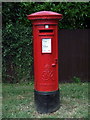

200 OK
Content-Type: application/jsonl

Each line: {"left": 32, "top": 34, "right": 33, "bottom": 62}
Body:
{"left": 27, "top": 11, "right": 62, "bottom": 113}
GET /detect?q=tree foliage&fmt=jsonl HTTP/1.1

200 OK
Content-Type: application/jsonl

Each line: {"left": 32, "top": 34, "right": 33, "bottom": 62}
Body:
{"left": 2, "top": 2, "right": 89, "bottom": 83}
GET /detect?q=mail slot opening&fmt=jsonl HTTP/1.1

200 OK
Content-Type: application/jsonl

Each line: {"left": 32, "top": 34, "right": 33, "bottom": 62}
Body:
{"left": 39, "top": 30, "right": 53, "bottom": 33}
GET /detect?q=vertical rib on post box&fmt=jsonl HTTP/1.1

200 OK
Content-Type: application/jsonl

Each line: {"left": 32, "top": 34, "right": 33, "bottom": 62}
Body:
{"left": 27, "top": 11, "right": 62, "bottom": 113}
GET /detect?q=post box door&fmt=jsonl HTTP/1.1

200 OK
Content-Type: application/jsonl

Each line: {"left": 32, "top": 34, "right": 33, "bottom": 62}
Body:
{"left": 33, "top": 25, "right": 58, "bottom": 92}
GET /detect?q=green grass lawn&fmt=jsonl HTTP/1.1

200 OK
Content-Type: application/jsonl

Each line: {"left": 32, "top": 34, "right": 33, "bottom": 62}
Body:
{"left": 2, "top": 82, "right": 89, "bottom": 118}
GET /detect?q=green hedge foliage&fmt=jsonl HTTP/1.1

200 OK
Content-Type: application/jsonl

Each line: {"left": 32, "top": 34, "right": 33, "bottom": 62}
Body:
{"left": 2, "top": 23, "right": 33, "bottom": 83}
{"left": 2, "top": 2, "right": 89, "bottom": 83}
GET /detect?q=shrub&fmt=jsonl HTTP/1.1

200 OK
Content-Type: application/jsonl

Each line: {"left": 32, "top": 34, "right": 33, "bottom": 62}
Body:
{"left": 2, "top": 2, "right": 89, "bottom": 83}
{"left": 2, "top": 23, "right": 33, "bottom": 83}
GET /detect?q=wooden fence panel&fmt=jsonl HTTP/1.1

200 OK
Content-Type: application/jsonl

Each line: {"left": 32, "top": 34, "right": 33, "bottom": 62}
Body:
{"left": 58, "top": 29, "right": 88, "bottom": 82}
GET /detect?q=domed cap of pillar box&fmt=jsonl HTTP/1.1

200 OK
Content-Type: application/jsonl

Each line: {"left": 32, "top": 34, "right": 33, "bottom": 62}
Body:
{"left": 27, "top": 11, "right": 62, "bottom": 20}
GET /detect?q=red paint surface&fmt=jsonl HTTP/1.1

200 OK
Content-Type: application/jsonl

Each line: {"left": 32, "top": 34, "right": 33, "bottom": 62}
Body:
{"left": 27, "top": 11, "right": 62, "bottom": 20}
{"left": 27, "top": 11, "right": 62, "bottom": 92}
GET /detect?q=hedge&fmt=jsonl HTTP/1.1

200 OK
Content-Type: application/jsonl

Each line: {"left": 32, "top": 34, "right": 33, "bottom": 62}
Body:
{"left": 2, "top": 2, "right": 89, "bottom": 83}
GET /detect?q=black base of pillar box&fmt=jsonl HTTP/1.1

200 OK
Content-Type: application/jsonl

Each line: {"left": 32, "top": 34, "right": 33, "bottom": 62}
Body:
{"left": 34, "top": 89, "right": 60, "bottom": 114}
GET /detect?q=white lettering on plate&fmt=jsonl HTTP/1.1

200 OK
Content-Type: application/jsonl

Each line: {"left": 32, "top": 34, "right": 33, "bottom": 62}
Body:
{"left": 42, "top": 38, "right": 51, "bottom": 53}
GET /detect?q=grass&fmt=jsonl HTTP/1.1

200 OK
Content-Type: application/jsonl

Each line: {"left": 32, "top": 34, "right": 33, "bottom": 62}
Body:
{"left": 2, "top": 82, "right": 89, "bottom": 118}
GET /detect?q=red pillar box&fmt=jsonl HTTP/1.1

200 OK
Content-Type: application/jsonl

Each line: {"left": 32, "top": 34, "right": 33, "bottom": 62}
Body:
{"left": 27, "top": 11, "right": 62, "bottom": 113}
